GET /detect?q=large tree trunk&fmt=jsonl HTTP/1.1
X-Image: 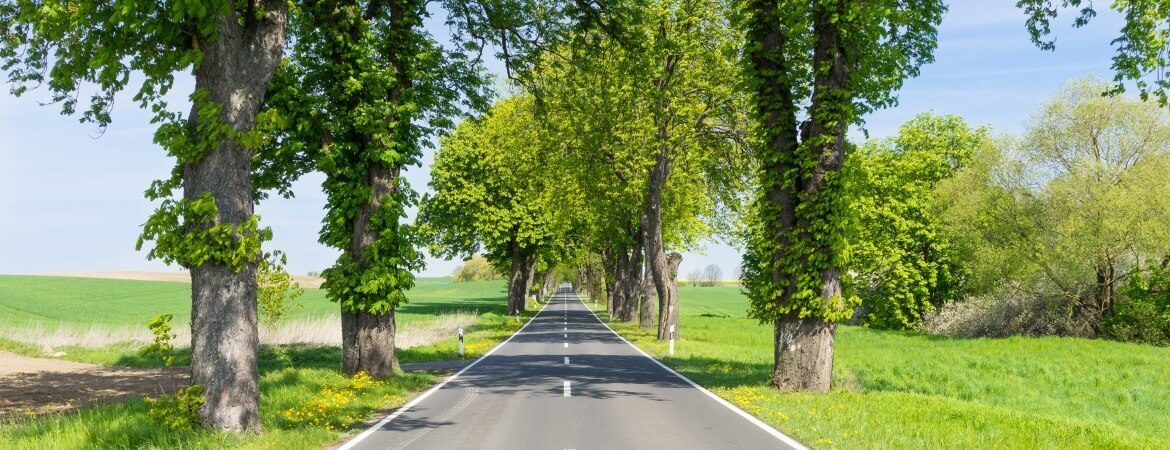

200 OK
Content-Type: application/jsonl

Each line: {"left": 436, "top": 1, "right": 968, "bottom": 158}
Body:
{"left": 342, "top": 309, "right": 399, "bottom": 376}
{"left": 507, "top": 240, "right": 534, "bottom": 315}
{"left": 772, "top": 314, "right": 835, "bottom": 391}
{"left": 185, "top": 5, "right": 287, "bottom": 432}
{"left": 610, "top": 244, "right": 627, "bottom": 318}
{"left": 745, "top": 0, "right": 849, "bottom": 392}
{"left": 643, "top": 130, "right": 681, "bottom": 340}
{"left": 342, "top": 163, "right": 403, "bottom": 375}
{"left": 640, "top": 261, "right": 656, "bottom": 328}
{"left": 619, "top": 237, "right": 644, "bottom": 322}
{"left": 657, "top": 252, "right": 683, "bottom": 339}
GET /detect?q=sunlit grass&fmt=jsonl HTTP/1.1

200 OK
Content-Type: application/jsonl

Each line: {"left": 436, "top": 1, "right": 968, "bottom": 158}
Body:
{"left": 0, "top": 277, "right": 534, "bottom": 449}
{"left": 595, "top": 285, "right": 1170, "bottom": 449}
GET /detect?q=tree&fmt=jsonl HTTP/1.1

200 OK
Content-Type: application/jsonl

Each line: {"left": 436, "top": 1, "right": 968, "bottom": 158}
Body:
{"left": 454, "top": 256, "right": 504, "bottom": 282}
{"left": 939, "top": 78, "right": 1170, "bottom": 332}
{"left": 848, "top": 113, "right": 988, "bottom": 329}
{"left": 1019, "top": 0, "right": 1170, "bottom": 106}
{"left": 687, "top": 268, "right": 704, "bottom": 287}
{"left": 266, "top": 0, "right": 492, "bottom": 377}
{"left": 421, "top": 95, "right": 580, "bottom": 315}
{"left": 702, "top": 263, "right": 723, "bottom": 287}
{"left": 2, "top": 0, "right": 291, "bottom": 430}
{"left": 533, "top": 0, "right": 751, "bottom": 336}
{"left": 739, "top": 0, "right": 943, "bottom": 391}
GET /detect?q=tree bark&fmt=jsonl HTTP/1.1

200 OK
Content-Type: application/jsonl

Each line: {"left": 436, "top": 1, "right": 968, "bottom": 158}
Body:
{"left": 185, "top": 3, "right": 288, "bottom": 432}
{"left": 619, "top": 236, "right": 644, "bottom": 322}
{"left": 640, "top": 261, "right": 656, "bottom": 328}
{"left": 1091, "top": 260, "right": 1116, "bottom": 329}
{"left": 772, "top": 314, "right": 835, "bottom": 391}
{"left": 656, "top": 252, "right": 683, "bottom": 340}
{"left": 342, "top": 162, "right": 403, "bottom": 375}
{"left": 342, "top": 308, "right": 399, "bottom": 376}
{"left": 507, "top": 239, "right": 534, "bottom": 315}
{"left": 746, "top": 0, "right": 849, "bottom": 392}
{"left": 641, "top": 126, "right": 680, "bottom": 340}
{"left": 610, "top": 243, "right": 627, "bottom": 318}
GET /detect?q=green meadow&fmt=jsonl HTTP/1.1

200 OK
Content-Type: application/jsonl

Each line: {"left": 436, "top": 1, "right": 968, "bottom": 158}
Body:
{"left": 0, "top": 275, "right": 509, "bottom": 328}
{"left": 599, "top": 285, "right": 1170, "bottom": 450}
{"left": 0, "top": 276, "right": 530, "bottom": 449}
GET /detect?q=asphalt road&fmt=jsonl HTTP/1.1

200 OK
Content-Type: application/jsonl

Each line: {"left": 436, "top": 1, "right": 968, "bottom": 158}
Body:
{"left": 340, "top": 285, "right": 805, "bottom": 450}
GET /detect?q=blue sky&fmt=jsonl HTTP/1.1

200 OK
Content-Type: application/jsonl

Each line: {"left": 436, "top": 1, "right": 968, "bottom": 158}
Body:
{"left": 0, "top": 2, "right": 1122, "bottom": 277}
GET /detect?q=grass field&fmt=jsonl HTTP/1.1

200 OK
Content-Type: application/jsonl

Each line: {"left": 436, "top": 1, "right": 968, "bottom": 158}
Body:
{"left": 0, "top": 275, "right": 516, "bottom": 366}
{"left": 597, "top": 285, "right": 1170, "bottom": 450}
{"left": 0, "top": 275, "right": 532, "bottom": 449}
{"left": 0, "top": 275, "right": 510, "bottom": 328}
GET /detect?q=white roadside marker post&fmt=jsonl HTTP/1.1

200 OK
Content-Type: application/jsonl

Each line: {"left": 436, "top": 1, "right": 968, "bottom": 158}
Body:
{"left": 458, "top": 328, "right": 465, "bottom": 357}
{"left": 669, "top": 325, "right": 675, "bottom": 356}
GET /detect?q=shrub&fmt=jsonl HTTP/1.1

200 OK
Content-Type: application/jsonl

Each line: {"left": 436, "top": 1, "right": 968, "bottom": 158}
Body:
{"left": 145, "top": 385, "right": 205, "bottom": 430}
{"left": 922, "top": 282, "right": 1092, "bottom": 338}
{"left": 453, "top": 255, "right": 502, "bottom": 282}
{"left": 140, "top": 313, "right": 204, "bottom": 430}
{"left": 1104, "top": 268, "right": 1170, "bottom": 346}
{"left": 258, "top": 250, "right": 305, "bottom": 328}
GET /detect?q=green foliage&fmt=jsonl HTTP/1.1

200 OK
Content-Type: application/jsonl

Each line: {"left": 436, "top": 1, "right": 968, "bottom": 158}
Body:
{"left": 453, "top": 255, "right": 503, "bottom": 282}
{"left": 848, "top": 113, "right": 988, "bottom": 329}
{"left": 145, "top": 385, "right": 206, "bottom": 431}
{"left": 266, "top": 0, "right": 497, "bottom": 316}
{"left": 1107, "top": 265, "right": 1170, "bottom": 345}
{"left": 258, "top": 251, "right": 305, "bottom": 328}
{"left": 937, "top": 78, "right": 1170, "bottom": 330}
{"left": 420, "top": 95, "right": 571, "bottom": 269}
{"left": 140, "top": 313, "right": 205, "bottom": 431}
{"left": 1019, "top": 0, "right": 1170, "bottom": 105}
{"left": 0, "top": 3, "right": 289, "bottom": 273}
{"left": 739, "top": 0, "right": 945, "bottom": 324}
{"left": 136, "top": 193, "right": 271, "bottom": 272}
{"left": 531, "top": 0, "right": 753, "bottom": 260}
{"left": 141, "top": 314, "right": 178, "bottom": 367}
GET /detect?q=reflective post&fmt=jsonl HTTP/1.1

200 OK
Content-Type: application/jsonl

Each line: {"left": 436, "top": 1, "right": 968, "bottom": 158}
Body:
{"left": 669, "top": 324, "right": 675, "bottom": 356}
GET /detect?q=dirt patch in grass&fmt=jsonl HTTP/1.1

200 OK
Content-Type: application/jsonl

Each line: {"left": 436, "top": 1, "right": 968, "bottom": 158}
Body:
{"left": 0, "top": 351, "right": 187, "bottom": 417}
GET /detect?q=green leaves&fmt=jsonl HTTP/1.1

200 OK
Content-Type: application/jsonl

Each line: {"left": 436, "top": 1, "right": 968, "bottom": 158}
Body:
{"left": 141, "top": 313, "right": 177, "bottom": 367}
{"left": 848, "top": 113, "right": 987, "bottom": 329}
{"left": 137, "top": 193, "right": 269, "bottom": 271}
{"left": 1019, "top": 0, "right": 1170, "bottom": 106}
{"left": 740, "top": 0, "right": 944, "bottom": 325}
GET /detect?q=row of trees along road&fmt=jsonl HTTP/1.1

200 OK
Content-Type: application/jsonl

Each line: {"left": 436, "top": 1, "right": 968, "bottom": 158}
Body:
{"left": 0, "top": 0, "right": 610, "bottom": 431}
{"left": 5, "top": 0, "right": 1170, "bottom": 433}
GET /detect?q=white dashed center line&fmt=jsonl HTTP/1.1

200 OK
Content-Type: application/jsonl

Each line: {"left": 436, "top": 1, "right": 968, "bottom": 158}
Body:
{"left": 563, "top": 380, "right": 571, "bottom": 397}
{"left": 564, "top": 357, "right": 570, "bottom": 364}
{"left": 563, "top": 342, "right": 568, "bottom": 348}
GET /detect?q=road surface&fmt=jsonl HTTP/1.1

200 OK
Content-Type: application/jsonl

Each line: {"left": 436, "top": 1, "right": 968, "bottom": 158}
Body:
{"left": 341, "top": 285, "right": 805, "bottom": 450}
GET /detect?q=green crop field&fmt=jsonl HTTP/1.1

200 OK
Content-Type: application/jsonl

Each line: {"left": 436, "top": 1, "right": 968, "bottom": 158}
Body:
{"left": 0, "top": 275, "right": 509, "bottom": 329}
{"left": 0, "top": 275, "right": 531, "bottom": 449}
{"left": 600, "top": 285, "right": 1170, "bottom": 450}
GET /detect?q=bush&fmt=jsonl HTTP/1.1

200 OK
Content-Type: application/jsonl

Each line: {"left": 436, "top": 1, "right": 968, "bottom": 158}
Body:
{"left": 146, "top": 385, "right": 204, "bottom": 430}
{"left": 1104, "top": 268, "right": 1170, "bottom": 346}
{"left": 922, "top": 282, "right": 1092, "bottom": 338}
{"left": 453, "top": 256, "right": 502, "bottom": 282}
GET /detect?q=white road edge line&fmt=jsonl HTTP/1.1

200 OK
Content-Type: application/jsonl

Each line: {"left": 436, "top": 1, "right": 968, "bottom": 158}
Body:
{"left": 338, "top": 296, "right": 554, "bottom": 450}
{"left": 563, "top": 380, "right": 571, "bottom": 397}
{"left": 574, "top": 290, "right": 810, "bottom": 450}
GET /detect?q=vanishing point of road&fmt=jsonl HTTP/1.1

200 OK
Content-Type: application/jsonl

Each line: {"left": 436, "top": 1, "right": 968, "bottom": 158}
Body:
{"left": 340, "top": 285, "right": 806, "bottom": 450}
